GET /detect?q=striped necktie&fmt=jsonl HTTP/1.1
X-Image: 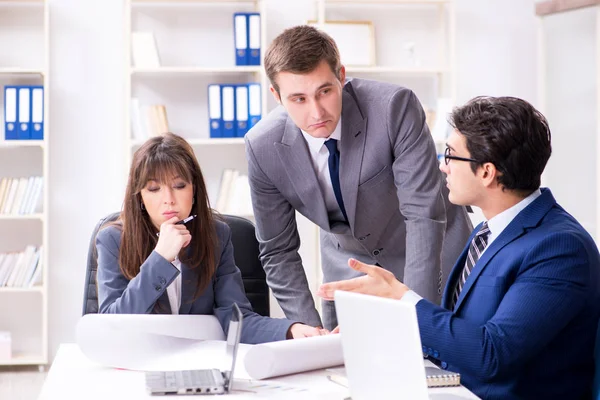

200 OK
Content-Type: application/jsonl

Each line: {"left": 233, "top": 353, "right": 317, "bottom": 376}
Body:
{"left": 453, "top": 222, "right": 490, "bottom": 309}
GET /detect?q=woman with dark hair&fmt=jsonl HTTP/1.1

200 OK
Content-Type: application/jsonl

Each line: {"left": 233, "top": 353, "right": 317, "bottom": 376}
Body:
{"left": 96, "top": 132, "right": 324, "bottom": 344}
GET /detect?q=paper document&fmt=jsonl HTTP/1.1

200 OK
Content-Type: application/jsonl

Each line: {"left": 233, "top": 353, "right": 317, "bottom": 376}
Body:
{"left": 76, "top": 314, "right": 344, "bottom": 380}
{"left": 244, "top": 335, "right": 344, "bottom": 379}
{"left": 76, "top": 314, "right": 225, "bottom": 370}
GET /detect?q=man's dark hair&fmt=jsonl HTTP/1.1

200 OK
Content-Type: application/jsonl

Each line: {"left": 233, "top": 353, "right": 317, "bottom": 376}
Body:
{"left": 450, "top": 96, "right": 552, "bottom": 193}
{"left": 264, "top": 25, "right": 342, "bottom": 94}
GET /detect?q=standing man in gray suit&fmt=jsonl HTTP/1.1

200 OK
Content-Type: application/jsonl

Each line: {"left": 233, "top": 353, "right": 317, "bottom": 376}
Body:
{"left": 245, "top": 25, "right": 472, "bottom": 330}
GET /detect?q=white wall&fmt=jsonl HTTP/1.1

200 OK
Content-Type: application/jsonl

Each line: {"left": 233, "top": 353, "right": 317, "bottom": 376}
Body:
{"left": 47, "top": 0, "right": 539, "bottom": 361}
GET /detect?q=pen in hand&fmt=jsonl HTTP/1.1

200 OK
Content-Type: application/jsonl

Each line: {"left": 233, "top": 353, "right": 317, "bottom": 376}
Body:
{"left": 156, "top": 214, "right": 197, "bottom": 237}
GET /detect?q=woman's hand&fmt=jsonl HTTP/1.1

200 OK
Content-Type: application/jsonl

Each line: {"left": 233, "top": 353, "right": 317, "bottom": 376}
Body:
{"left": 286, "top": 323, "right": 330, "bottom": 339}
{"left": 154, "top": 216, "right": 192, "bottom": 262}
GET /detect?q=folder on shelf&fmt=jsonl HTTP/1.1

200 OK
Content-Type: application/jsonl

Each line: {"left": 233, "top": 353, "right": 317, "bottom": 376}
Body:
{"left": 4, "top": 86, "right": 17, "bottom": 140}
{"left": 248, "top": 83, "right": 261, "bottom": 129}
{"left": 17, "top": 87, "right": 31, "bottom": 140}
{"left": 248, "top": 13, "right": 261, "bottom": 66}
{"left": 30, "top": 86, "right": 44, "bottom": 140}
{"left": 208, "top": 84, "right": 222, "bottom": 138}
{"left": 235, "top": 85, "right": 249, "bottom": 138}
{"left": 221, "top": 85, "right": 236, "bottom": 138}
{"left": 234, "top": 13, "right": 249, "bottom": 66}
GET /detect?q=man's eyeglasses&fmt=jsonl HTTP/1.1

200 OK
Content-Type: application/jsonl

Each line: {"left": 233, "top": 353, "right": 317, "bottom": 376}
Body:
{"left": 443, "top": 147, "right": 480, "bottom": 165}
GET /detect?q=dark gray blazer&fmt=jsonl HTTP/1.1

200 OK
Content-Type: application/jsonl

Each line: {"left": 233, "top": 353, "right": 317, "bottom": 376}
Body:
{"left": 245, "top": 78, "right": 473, "bottom": 329}
{"left": 96, "top": 219, "right": 294, "bottom": 344}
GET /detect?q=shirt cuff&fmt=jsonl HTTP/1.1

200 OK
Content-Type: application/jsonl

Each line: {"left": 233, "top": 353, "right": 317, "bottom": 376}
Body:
{"left": 401, "top": 290, "right": 423, "bottom": 306}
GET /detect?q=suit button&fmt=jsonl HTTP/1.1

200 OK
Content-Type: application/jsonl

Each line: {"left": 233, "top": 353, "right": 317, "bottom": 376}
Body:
{"left": 441, "top": 362, "right": 448, "bottom": 370}
{"left": 422, "top": 345, "right": 427, "bottom": 352}
{"left": 427, "top": 347, "right": 433, "bottom": 355}
{"left": 159, "top": 277, "right": 167, "bottom": 285}
{"left": 155, "top": 285, "right": 162, "bottom": 292}
{"left": 433, "top": 350, "right": 439, "bottom": 358}
{"left": 372, "top": 249, "right": 382, "bottom": 256}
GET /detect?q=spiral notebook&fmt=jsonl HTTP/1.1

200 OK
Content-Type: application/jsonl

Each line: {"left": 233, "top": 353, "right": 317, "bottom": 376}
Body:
{"left": 326, "top": 366, "right": 461, "bottom": 389}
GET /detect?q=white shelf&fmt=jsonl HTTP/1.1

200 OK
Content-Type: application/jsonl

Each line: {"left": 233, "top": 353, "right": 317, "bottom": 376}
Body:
{"left": 0, "top": 214, "right": 43, "bottom": 220}
{"left": 326, "top": 0, "right": 450, "bottom": 4}
{"left": 0, "top": 286, "right": 43, "bottom": 293}
{"left": 0, "top": 1, "right": 44, "bottom": 8}
{"left": 131, "top": 138, "right": 245, "bottom": 147}
{"left": 346, "top": 66, "right": 448, "bottom": 75}
{"left": 0, "top": 353, "right": 45, "bottom": 366}
{"left": 131, "top": 66, "right": 262, "bottom": 76}
{"left": 0, "top": 68, "right": 44, "bottom": 76}
{"left": 132, "top": 0, "right": 258, "bottom": 8}
{"left": 0, "top": 140, "right": 44, "bottom": 148}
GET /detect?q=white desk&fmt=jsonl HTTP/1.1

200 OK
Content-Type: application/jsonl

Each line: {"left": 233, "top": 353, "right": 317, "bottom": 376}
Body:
{"left": 38, "top": 344, "right": 479, "bottom": 399}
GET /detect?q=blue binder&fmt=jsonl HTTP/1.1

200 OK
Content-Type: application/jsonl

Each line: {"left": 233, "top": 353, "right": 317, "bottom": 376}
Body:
{"left": 208, "top": 84, "right": 222, "bottom": 138}
{"left": 247, "top": 13, "right": 261, "bottom": 66}
{"left": 248, "top": 83, "right": 262, "bottom": 129}
{"left": 235, "top": 85, "right": 249, "bottom": 137}
{"left": 30, "top": 86, "right": 44, "bottom": 140}
{"left": 233, "top": 13, "right": 248, "bottom": 66}
{"left": 221, "top": 85, "right": 236, "bottom": 138}
{"left": 4, "top": 86, "right": 18, "bottom": 140}
{"left": 17, "top": 86, "right": 31, "bottom": 140}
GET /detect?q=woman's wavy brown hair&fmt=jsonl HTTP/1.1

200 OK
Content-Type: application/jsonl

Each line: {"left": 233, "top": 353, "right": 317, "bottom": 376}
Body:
{"left": 117, "top": 133, "right": 217, "bottom": 300}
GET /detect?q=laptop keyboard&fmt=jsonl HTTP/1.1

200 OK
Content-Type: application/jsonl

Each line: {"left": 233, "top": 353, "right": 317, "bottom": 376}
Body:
{"left": 146, "top": 369, "right": 224, "bottom": 391}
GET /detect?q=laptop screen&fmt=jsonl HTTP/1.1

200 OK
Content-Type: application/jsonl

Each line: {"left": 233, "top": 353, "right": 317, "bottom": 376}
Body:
{"left": 224, "top": 303, "right": 243, "bottom": 392}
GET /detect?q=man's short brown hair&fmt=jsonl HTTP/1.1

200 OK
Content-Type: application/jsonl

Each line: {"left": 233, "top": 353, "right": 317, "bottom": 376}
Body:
{"left": 264, "top": 25, "right": 342, "bottom": 93}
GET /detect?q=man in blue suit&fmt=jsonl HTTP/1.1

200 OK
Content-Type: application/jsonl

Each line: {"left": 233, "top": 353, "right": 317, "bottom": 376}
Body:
{"left": 318, "top": 96, "right": 600, "bottom": 399}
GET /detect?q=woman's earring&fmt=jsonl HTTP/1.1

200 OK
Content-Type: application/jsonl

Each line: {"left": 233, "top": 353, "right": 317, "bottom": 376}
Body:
{"left": 140, "top": 202, "right": 146, "bottom": 211}
{"left": 192, "top": 197, "right": 195, "bottom": 205}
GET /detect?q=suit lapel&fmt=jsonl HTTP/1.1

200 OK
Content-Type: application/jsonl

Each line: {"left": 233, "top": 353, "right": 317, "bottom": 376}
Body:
{"left": 453, "top": 188, "right": 556, "bottom": 312}
{"left": 339, "top": 89, "right": 367, "bottom": 230}
{"left": 275, "top": 117, "right": 330, "bottom": 230}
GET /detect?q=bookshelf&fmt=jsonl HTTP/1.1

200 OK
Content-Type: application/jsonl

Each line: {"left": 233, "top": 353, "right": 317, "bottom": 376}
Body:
{"left": 0, "top": 0, "right": 49, "bottom": 369}
{"left": 315, "top": 0, "right": 456, "bottom": 154}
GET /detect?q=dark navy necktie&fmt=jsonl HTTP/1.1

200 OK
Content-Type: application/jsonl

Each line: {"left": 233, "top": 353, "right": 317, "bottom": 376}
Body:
{"left": 324, "top": 138, "right": 348, "bottom": 222}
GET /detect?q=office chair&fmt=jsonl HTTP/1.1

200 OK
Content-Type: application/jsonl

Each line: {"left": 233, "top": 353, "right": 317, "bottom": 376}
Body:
{"left": 82, "top": 212, "right": 270, "bottom": 317}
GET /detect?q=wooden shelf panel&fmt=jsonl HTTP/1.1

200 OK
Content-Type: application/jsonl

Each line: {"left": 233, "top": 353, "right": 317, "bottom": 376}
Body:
{"left": 0, "top": 286, "right": 43, "bottom": 293}
{"left": 346, "top": 66, "right": 448, "bottom": 75}
{"left": 0, "top": 140, "right": 45, "bottom": 148}
{"left": 131, "top": 66, "right": 262, "bottom": 76}
{"left": 131, "top": 138, "right": 245, "bottom": 146}
{"left": 0, "top": 353, "right": 45, "bottom": 366}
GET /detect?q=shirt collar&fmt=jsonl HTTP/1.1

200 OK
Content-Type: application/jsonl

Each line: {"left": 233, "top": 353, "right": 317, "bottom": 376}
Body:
{"left": 300, "top": 118, "right": 342, "bottom": 153}
{"left": 486, "top": 188, "right": 542, "bottom": 240}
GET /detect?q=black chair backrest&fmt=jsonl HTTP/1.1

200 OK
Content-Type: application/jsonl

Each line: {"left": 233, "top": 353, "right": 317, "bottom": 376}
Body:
{"left": 82, "top": 211, "right": 121, "bottom": 315}
{"left": 82, "top": 213, "right": 270, "bottom": 317}
{"left": 221, "top": 215, "right": 270, "bottom": 317}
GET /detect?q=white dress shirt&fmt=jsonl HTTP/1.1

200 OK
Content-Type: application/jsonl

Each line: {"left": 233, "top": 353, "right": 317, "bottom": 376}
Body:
{"left": 166, "top": 257, "right": 182, "bottom": 314}
{"left": 300, "top": 118, "right": 345, "bottom": 222}
{"left": 402, "top": 188, "right": 543, "bottom": 306}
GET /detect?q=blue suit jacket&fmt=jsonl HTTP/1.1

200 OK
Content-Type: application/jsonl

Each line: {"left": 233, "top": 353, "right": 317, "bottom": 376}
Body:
{"left": 416, "top": 188, "right": 600, "bottom": 399}
{"left": 96, "top": 219, "right": 294, "bottom": 345}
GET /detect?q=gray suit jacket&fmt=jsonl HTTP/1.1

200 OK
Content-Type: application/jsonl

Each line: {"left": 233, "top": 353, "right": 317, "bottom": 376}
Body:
{"left": 96, "top": 219, "right": 294, "bottom": 344}
{"left": 245, "top": 79, "right": 473, "bottom": 329}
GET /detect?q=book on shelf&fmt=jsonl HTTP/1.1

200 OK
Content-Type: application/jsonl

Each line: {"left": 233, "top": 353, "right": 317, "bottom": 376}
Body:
{"left": 131, "top": 31, "right": 160, "bottom": 68}
{"left": 215, "top": 168, "right": 253, "bottom": 217}
{"left": 130, "top": 100, "right": 170, "bottom": 141}
{"left": 0, "top": 176, "right": 43, "bottom": 215}
{"left": 0, "top": 246, "right": 42, "bottom": 288}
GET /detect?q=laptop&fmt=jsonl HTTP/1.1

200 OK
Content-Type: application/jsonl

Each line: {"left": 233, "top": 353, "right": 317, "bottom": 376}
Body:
{"left": 145, "top": 303, "right": 243, "bottom": 395}
{"left": 334, "top": 291, "right": 429, "bottom": 400}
